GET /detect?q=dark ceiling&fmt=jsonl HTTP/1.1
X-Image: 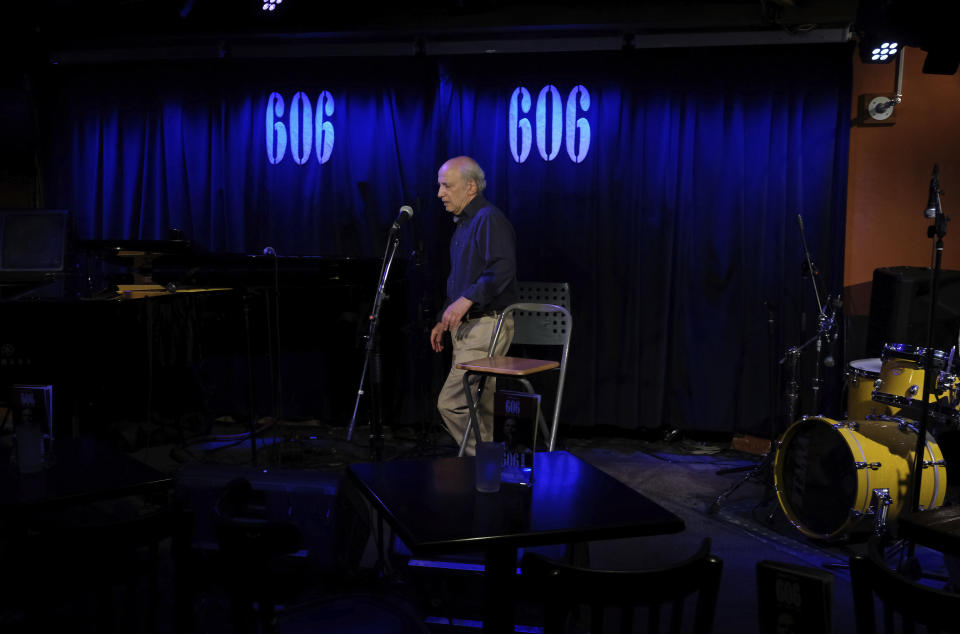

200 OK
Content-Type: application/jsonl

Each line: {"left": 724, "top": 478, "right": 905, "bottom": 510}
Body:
{"left": 3, "top": 0, "right": 956, "bottom": 70}
{"left": 9, "top": 1, "right": 858, "bottom": 49}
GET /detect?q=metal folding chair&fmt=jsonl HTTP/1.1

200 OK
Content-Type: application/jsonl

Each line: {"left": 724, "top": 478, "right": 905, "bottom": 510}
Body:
{"left": 457, "top": 282, "right": 571, "bottom": 455}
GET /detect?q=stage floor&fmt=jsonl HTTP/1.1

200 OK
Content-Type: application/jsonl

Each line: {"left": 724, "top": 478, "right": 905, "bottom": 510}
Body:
{"left": 31, "top": 420, "right": 958, "bottom": 633}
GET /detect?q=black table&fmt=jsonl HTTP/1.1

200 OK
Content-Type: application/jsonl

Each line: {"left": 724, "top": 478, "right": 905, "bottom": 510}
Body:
{"left": 346, "top": 450, "right": 685, "bottom": 633}
{"left": 898, "top": 506, "right": 960, "bottom": 557}
{"left": 0, "top": 435, "right": 173, "bottom": 512}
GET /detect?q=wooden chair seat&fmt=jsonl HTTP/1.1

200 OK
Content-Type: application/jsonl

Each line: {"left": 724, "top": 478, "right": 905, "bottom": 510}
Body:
{"left": 457, "top": 355, "right": 560, "bottom": 376}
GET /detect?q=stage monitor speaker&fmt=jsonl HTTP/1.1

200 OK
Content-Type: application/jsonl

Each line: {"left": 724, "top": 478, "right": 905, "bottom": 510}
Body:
{"left": 866, "top": 266, "right": 960, "bottom": 357}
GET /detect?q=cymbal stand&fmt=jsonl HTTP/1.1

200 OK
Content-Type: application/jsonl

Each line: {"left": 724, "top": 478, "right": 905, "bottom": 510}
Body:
{"left": 709, "top": 214, "right": 838, "bottom": 515}
{"left": 346, "top": 221, "right": 404, "bottom": 461}
{"left": 708, "top": 335, "right": 808, "bottom": 515}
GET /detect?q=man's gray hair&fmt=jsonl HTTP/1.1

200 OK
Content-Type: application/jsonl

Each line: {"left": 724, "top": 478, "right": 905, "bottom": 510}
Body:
{"left": 460, "top": 161, "right": 486, "bottom": 193}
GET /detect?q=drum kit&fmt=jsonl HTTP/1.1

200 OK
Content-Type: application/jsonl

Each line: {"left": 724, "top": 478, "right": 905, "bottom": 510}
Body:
{"left": 714, "top": 169, "right": 952, "bottom": 543}
{"left": 773, "top": 341, "right": 955, "bottom": 540}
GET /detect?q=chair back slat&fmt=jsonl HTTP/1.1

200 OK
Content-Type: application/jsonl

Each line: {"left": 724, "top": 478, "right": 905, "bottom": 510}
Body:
{"left": 671, "top": 597, "right": 685, "bottom": 634}
{"left": 589, "top": 605, "right": 604, "bottom": 633}
{"left": 646, "top": 603, "right": 660, "bottom": 634}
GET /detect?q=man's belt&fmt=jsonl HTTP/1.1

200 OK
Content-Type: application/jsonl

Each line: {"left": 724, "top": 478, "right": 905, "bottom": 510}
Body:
{"left": 464, "top": 309, "right": 502, "bottom": 321}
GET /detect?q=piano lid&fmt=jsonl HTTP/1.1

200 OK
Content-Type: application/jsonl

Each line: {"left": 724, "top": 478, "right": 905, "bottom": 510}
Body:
{"left": 76, "top": 239, "right": 196, "bottom": 256}
{"left": 146, "top": 253, "right": 387, "bottom": 288}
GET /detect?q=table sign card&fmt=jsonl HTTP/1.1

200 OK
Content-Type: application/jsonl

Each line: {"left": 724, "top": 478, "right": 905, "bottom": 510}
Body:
{"left": 11, "top": 384, "right": 54, "bottom": 474}
{"left": 494, "top": 390, "right": 540, "bottom": 486}
{"left": 756, "top": 560, "right": 833, "bottom": 634}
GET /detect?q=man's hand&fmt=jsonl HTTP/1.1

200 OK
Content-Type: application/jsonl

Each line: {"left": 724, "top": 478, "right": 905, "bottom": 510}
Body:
{"left": 441, "top": 296, "right": 473, "bottom": 334}
{"left": 430, "top": 322, "right": 446, "bottom": 352}
{"left": 429, "top": 297, "right": 474, "bottom": 352}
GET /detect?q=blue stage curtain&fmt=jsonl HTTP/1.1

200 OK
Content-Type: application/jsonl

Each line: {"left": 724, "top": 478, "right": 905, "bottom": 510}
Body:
{"left": 42, "top": 44, "right": 851, "bottom": 435}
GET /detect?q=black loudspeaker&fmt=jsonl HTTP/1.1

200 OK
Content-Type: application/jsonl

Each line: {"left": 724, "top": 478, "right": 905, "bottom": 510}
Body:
{"left": 866, "top": 266, "right": 960, "bottom": 357}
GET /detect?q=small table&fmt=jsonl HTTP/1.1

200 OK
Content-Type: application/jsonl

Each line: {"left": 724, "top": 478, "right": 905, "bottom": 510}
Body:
{"left": 346, "top": 450, "right": 684, "bottom": 633}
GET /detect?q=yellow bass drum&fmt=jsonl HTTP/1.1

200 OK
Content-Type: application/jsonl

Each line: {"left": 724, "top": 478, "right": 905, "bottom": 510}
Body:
{"left": 773, "top": 416, "right": 947, "bottom": 540}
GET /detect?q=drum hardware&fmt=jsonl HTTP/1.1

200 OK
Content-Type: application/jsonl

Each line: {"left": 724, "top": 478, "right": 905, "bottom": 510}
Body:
{"left": 870, "top": 488, "right": 892, "bottom": 536}
{"left": 870, "top": 407, "right": 960, "bottom": 435}
{"left": 854, "top": 461, "right": 883, "bottom": 470}
{"left": 846, "top": 489, "right": 890, "bottom": 536}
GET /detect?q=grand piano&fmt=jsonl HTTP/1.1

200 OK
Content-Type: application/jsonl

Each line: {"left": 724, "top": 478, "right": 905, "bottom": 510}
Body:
{"left": 0, "top": 239, "right": 414, "bottom": 443}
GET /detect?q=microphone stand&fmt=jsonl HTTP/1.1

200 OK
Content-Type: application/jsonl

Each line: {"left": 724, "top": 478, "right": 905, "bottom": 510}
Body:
{"left": 346, "top": 222, "right": 403, "bottom": 461}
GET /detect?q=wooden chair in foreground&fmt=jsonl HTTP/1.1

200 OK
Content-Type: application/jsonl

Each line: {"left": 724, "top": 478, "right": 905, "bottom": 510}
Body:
{"left": 850, "top": 536, "right": 960, "bottom": 634}
{"left": 457, "top": 282, "right": 571, "bottom": 456}
{"left": 521, "top": 537, "right": 723, "bottom": 634}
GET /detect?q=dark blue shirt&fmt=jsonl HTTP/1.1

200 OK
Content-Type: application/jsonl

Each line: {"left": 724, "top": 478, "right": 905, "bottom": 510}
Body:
{"left": 445, "top": 195, "right": 517, "bottom": 313}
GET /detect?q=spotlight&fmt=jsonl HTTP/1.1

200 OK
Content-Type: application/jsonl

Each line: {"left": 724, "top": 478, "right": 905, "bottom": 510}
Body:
{"left": 856, "top": 0, "right": 900, "bottom": 64}
{"left": 261, "top": 0, "right": 283, "bottom": 12}
{"left": 869, "top": 41, "right": 899, "bottom": 62}
{"left": 858, "top": 33, "right": 901, "bottom": 64}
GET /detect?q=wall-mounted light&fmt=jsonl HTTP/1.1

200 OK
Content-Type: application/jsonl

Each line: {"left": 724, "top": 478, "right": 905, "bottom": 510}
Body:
{"left": 262, "top": 0, "right": 284, "bottom": 13}
{"left": 866, "top": 40, "right": 899, "bottom": 63}
{"left": 856, "top": 48, "right": 905, "bottom": 127}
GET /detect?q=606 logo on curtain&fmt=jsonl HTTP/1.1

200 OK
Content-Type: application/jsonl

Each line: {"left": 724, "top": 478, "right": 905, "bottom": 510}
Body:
{"left": 266, "top": 91, "right": 335, "bottom": 165}
{"left": 509, "top": 85, "right": 591, "bottom": 164}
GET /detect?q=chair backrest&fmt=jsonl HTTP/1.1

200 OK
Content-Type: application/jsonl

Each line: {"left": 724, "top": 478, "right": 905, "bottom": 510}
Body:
{"left": 511, "top": 282, "right": 571, "bottom": 346}
{"left": 849, "top": 537, "right": 960, "bottom": 634}
{"left": 521, "top": 537, "right": 723, "bottom": 634}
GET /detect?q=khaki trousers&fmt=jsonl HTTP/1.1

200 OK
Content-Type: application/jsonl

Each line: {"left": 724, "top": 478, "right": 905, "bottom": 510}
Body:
{"left": 437, "top": 314, "right": 515, "bottom": 456}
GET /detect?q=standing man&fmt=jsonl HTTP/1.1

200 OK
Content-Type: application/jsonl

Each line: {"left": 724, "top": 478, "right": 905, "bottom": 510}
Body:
{"left": 431, "top": 156, "right": 517, "bottom": 456}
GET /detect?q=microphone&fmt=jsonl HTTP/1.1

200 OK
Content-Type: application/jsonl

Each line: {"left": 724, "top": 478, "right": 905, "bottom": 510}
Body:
{"left": 262, "top": 246, "right": 276, "bottom": 256}
{"left": 924, "top": 164, "right": 940, "bottom": 219}
{"left": 391, "top": 205, "right": 414, "bottom": 231}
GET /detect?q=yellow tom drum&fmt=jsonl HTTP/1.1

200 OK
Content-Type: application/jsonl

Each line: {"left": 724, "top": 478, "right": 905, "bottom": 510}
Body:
{"left": 872, "top": 343, "right": 960, "bottom": 424}
{"left": 774, "top": 416, "right": 947, "bottom": 540}
{"left": 845, "top": 358, "right": 897, "bottom": 420}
